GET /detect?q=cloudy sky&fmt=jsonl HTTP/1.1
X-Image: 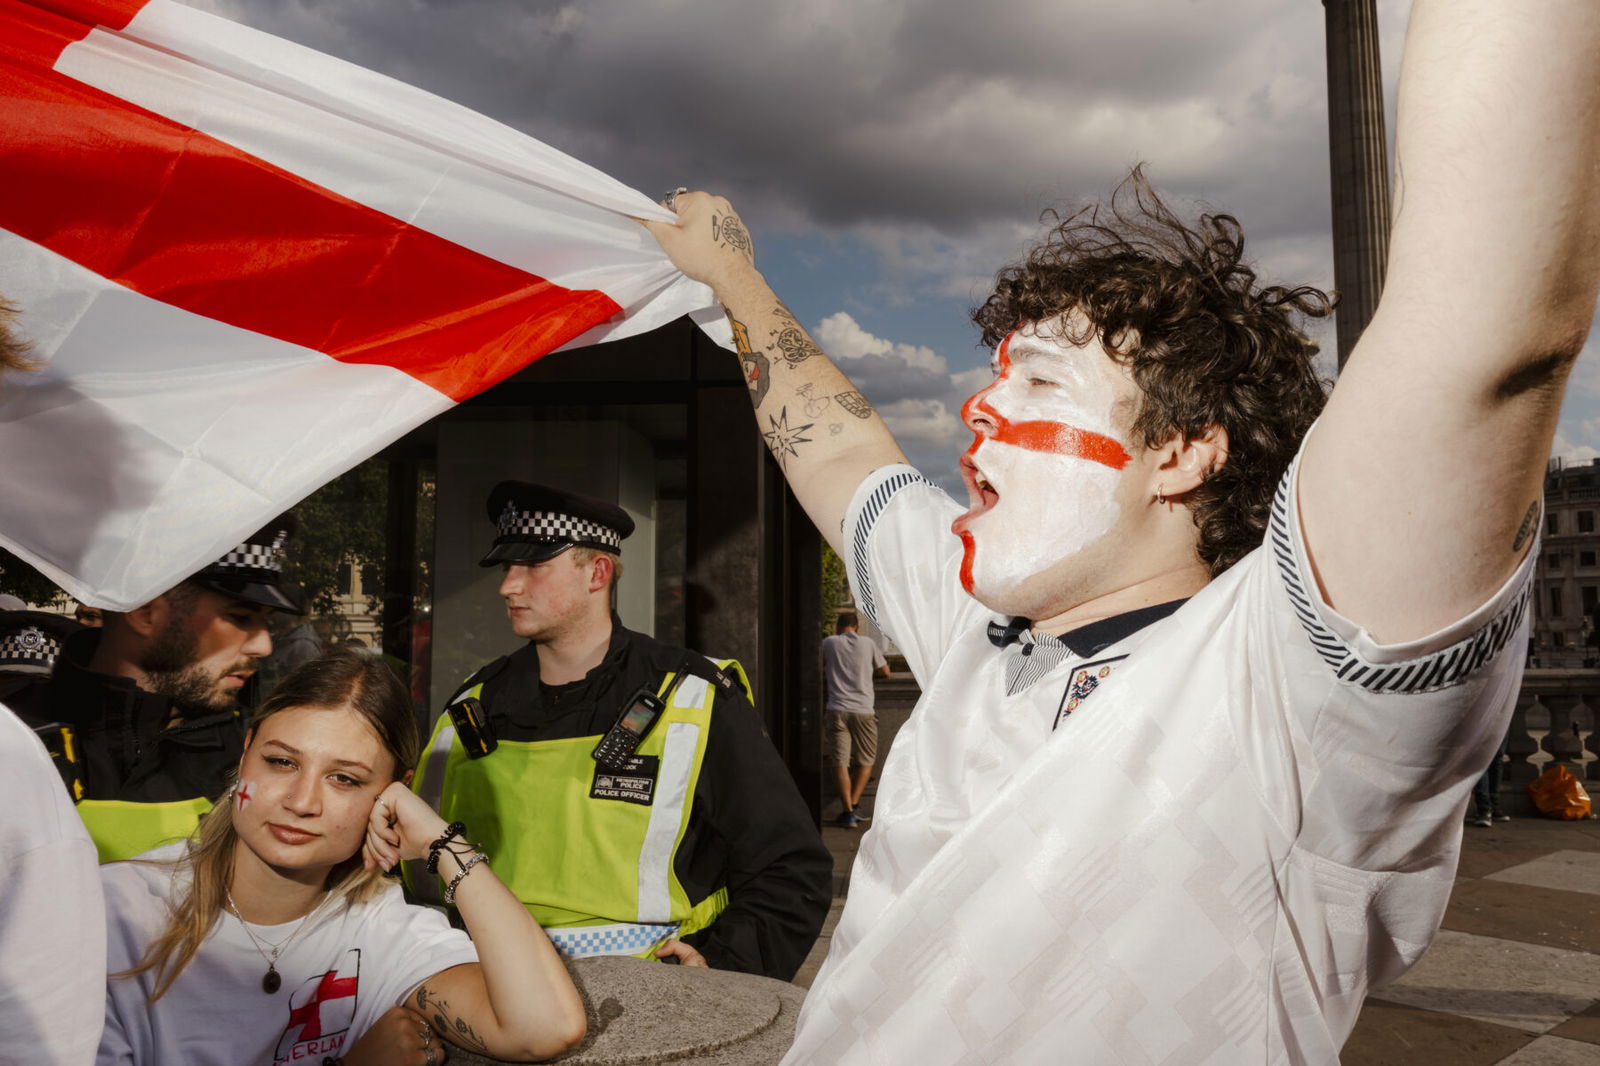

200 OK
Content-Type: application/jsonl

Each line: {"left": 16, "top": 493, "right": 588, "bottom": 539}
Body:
{"left": 195, "top": 0, "right": 1600, "bottom": 491}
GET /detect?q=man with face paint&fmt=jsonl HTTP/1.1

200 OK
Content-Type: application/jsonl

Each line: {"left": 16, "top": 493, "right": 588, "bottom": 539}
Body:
{"left": 647, "top": 4, "right": 1600, "bottom": 1062}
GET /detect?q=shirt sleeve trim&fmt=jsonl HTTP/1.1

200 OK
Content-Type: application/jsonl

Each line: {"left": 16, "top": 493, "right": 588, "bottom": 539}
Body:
{"left": 1269, "top": 458, "right": 1533, "bottom": 695}
{"left": 846, "top": 465, "right": 933, "bottom": 631}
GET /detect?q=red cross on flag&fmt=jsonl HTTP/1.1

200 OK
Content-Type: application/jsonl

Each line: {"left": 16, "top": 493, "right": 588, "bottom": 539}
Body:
{"left": 0, "top": 0, "right": 725, "bottom": 610}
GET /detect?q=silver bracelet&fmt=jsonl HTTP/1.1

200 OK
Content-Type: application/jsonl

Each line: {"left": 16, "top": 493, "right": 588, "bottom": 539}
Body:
{"left": 443, "top": 852, "right": 488, "bottom": 904}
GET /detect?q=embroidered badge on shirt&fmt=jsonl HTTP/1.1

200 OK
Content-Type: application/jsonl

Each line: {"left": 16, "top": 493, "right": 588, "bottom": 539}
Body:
{"left": 591, "top": 754, "right": 659, "bottom": 805}
{"left": 1054, "top": 658, "right": 1124, "bottom": 730}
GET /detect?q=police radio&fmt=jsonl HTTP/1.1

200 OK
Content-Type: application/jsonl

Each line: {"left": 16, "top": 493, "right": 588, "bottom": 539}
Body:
{"left": 32, "top": 722, "right": 86, "bottom": 801}
{"left": 447, "top": 697, "right": 498, "bottom": 759}
{"left": 591, "top": 688, "right": 667, "bottom": 772}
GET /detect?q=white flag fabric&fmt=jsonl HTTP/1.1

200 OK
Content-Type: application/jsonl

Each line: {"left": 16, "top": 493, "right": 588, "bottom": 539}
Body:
{"left": 0, "top": 0, "right": 725, "bottom": 610}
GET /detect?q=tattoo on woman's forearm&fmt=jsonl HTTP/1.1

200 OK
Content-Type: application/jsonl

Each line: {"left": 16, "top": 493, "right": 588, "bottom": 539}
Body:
{"left": 415, "top": 985, "right": 490, "bottom": 1052}
{"left": 1512, "top": 499, "right": 1538, "bottom": 551}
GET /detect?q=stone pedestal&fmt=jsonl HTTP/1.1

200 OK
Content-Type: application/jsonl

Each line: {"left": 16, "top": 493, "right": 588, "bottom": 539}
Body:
{"left": 451, "top": 957, "right": 805, "bottom": 1066}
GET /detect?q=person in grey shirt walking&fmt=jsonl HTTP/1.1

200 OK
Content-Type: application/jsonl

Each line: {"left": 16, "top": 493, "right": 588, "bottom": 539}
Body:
{"left": 822, "top": 612, "right": 889, "bottom": 828}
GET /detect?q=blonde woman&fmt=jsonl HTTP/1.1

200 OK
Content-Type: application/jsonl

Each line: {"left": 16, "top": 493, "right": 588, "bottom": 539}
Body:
{"left": 101, "top": 648, "right": 585, "bottom": 1065}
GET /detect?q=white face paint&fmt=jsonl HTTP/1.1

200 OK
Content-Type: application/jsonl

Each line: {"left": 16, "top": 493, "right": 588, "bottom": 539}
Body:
{"left": 951, "top": 319, "right": 1139, "bottom": 612}
{"left": 236, "top": 779, "right": 256, "bottom": 811}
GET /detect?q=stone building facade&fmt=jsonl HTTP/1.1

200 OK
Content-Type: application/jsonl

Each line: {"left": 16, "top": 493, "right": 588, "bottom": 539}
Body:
{"left": 1532, "top": 456, "right": 1600, "bottom": 668}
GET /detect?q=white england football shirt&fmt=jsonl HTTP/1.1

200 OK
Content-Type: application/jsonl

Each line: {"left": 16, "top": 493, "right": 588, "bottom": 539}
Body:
{"left": 100, "top": 844, "right": 479, "bottom": 1066}
{"left": 785, "top": 453, "right": 1531, "bottom": 1066}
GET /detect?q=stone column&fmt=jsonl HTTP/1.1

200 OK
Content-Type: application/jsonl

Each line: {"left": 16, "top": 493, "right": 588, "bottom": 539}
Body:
{"left": 1323, "top": 0, "right": 1391, "bottom": 369}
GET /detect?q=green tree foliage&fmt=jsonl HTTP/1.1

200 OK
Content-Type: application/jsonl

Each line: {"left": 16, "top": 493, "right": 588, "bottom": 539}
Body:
{"left": 285, "top": 459, "right": 388, "bottom": 617}
{"left": 0, "top": 546, "right": 68, "bottom": 608}
{"left": 821, "top": 541, "right": 849, "bottom": 638}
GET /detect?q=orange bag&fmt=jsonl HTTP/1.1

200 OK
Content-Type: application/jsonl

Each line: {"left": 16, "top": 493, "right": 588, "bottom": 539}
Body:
{"left": 1527, "top": 764, "right": 1594, "bottom": 820}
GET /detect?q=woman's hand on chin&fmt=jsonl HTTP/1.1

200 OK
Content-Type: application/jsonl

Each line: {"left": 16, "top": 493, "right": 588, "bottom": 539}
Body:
{"left": 362, "top": 781, "right": 448, "bottom": 872}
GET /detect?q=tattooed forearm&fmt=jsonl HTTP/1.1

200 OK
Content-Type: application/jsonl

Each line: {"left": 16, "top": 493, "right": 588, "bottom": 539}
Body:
{"left": 763, "top": 407, "right": 814, "bottom": 468}
{"left": 415, "top": 984, "right": 490, "bottom": 1053}
{"left": 834, "top": 390, "right": 873, "bottom": 419}
{"left": 796, "top": 381, "right": 831, "bottom": 417}
{"left": 729, "top": 316, "right": 771, "bottom": 407}
{"left": 1512, "top": 499, "right": 1538, "bottom": 552}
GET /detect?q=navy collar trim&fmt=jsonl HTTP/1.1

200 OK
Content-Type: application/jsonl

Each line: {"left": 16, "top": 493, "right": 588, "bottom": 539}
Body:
{"left": 988, "top": 598, "right": 1189, "bottom": 656}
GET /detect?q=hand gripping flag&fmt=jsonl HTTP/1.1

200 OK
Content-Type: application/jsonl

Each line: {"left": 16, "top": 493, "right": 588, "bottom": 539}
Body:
{"left": 0, "top": 0, "right": 725, "bottom": 610}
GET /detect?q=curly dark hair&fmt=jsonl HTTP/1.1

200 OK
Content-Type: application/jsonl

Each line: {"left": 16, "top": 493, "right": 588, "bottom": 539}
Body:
{"left": 972, "top": 167, "right": 1334, "bottom": 575}
{"left": 0, "top": 297, "right": 40, "bottom": 380}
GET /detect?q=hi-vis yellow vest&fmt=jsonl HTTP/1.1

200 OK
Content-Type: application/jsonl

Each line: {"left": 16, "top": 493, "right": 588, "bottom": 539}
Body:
{"left": 410, "top": 659, "right": 751, "bottom": 961}
{"left": 78, "top": 797, "right": 213, "bottom": 863}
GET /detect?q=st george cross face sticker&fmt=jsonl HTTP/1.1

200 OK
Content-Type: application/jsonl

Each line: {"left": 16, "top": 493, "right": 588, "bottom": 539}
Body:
{"left": 236, "top": 780, "right": 255, "bottom": 811}
{"left": 953, "top": 318, "right": 1138, "bottom": 612}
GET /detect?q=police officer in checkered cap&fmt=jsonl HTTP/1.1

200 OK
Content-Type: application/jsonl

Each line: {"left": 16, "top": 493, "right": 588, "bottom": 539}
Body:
{"left": 0, "top": 610, "right": 80, "bottom": 720}
{"left": 413, "top": 481, "right": 830, "bottom": 980}
{"left": 18, "top": 513, "right": 306, "bottom": 861}
{"left": 479, "top": 481, "right": 635, "bottom": 567}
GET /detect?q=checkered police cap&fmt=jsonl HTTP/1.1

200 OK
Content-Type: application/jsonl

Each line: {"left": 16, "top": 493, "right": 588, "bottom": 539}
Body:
{"left": 190, "top": 514, "right": 305, "bottom": 614}
{"left": 0, "top": 611, "right": 79, "bottom": 674}
{"left": 480, "top": 481, "right": 634, "bottom": 567}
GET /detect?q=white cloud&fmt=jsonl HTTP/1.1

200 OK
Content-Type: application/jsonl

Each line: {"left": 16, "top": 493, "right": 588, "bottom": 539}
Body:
{"left": 814, "top": 312, "right": 948, "bottom": 373}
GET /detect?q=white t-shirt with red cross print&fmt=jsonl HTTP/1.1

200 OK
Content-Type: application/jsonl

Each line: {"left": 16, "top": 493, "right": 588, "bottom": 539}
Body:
{"left": 784, "top": 449, "right": 1532, "bottom": 1066}
{"left": 99, "top": 843, "right": 478, "bottom": 1066}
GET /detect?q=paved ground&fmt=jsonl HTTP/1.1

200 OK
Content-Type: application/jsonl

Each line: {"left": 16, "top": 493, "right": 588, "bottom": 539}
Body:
{"left": 795, "top": 804, "right": 1600, "bottom": 1065}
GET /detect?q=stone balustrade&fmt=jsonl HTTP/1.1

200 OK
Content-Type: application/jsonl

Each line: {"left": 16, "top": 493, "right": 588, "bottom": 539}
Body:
{"left": 1500, "top": 669, "right": 1600, "bottom": 813}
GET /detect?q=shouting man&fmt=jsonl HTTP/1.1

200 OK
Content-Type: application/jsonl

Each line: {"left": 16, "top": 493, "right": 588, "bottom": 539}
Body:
{"left": 646, "top": 2, "right": 1600, "bottom": 1062}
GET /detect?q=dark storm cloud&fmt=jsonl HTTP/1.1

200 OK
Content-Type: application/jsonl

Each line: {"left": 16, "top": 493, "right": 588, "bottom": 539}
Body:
{"left": 205, "top": 0, "right": 1345, "bottom": 246}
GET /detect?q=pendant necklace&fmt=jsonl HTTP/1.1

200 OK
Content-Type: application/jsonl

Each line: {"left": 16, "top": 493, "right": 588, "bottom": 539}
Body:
{"left": 224, "top": 887, "right": 332, "bottom": 994}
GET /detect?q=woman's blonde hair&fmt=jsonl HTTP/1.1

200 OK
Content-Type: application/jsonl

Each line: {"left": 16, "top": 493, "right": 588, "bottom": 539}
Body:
{"left": 122, "top": 647, "right": 421, "bottom": 1001}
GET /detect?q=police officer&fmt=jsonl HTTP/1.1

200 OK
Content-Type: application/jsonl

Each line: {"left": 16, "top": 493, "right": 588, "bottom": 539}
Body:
{"left": 413, "top": 482, "right": 831, "bottom": 980}
{"left": 21, "top": 516, "right": 304, "bottom": 861}
{"left": 0, "top": 608, "right": 79, "bottom": 724}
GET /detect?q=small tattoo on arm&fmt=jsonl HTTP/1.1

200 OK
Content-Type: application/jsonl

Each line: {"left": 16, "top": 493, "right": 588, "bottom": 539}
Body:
{"left": 763, "top": 406, "right": 815, "bottom": 467}
{"left": 729, "top": 317, "right": 770, "bottom": 407}
{"left": 415, "top": 984, "right": 490, "bottom": 1053}
{"left": 796, "top": 381, "right": 831, "bottom": 418}
{"left": 830, "top": 422, "right": 843, "bottom": 436}
{"left": 1512, "top": 499, "right": 1538, "bottom": 552}
{"left": 712, "top": 213, "right": 752, "bottom": 258}
{"left": 834, "top": 390, "right": 873, "bottom": 419}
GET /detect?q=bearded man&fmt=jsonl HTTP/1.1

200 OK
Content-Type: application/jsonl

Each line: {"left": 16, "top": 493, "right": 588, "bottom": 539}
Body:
{"left": 25, "top": 517, "right": 302, "bottom": 862}
{"left": 644, "top": 3, "right": 1600, "bottom": 1062}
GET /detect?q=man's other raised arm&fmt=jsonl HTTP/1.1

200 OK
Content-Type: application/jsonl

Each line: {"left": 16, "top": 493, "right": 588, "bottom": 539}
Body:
{"left": 645, "top": 195, "right": 908, "bottom": 554}
{"left": 1300, "top": 0, "right": 1600, "bottom": 642}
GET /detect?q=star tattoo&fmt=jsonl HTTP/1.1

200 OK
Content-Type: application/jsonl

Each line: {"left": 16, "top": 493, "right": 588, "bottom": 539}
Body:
{"left": 763, "top": 406, "right": 814, "bottom": 466}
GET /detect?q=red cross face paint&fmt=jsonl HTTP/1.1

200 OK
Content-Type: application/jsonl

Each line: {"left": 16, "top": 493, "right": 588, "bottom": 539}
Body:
{"left": 952, "top": 320, "right": 1137, "bottom": 609}
{"left": 236, "top": 780, "right": 255, "bottom": 812}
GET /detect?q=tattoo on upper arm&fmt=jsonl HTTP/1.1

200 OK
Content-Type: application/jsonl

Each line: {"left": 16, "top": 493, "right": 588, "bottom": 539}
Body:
{"left": 763, "top": 406, "right": 815, "bottom": 467}
{"left": 834, "top": 391, "right": 873, "bottom": 419}
{"left": 1512, "top": 499, "right": 1538, "bottom": 552}
{"left": 729, "top": 316, "right": 771, "bottom": 407}
{"left": 830, "top": 422, "right": 843, "bottom": 436}
{"left": 415, "top": 983, "right": 490, "bottom": 1053}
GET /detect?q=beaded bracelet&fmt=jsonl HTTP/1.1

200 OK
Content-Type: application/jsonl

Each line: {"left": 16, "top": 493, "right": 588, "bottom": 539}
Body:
{"left": 426, "top": 821, "right": 467, "bottom": 875}
{"left": 444, "top": 852, "right": 488, "bottom": 904}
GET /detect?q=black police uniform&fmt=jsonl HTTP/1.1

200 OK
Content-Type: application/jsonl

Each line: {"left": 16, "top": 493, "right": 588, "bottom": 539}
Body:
{"left": 460, "top": 619, "right": 833, "bottom": 980}
{"left": 453, "top": 480, "right": 832, "bottom": 981}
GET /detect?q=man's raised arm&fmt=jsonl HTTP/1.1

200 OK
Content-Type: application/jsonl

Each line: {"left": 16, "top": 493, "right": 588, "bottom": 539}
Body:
{"left": 1300, "top": 0, "right": 1600, "bottom": 643}
{"left": 645, "top": 195, "right": 907, "bottom": 553}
